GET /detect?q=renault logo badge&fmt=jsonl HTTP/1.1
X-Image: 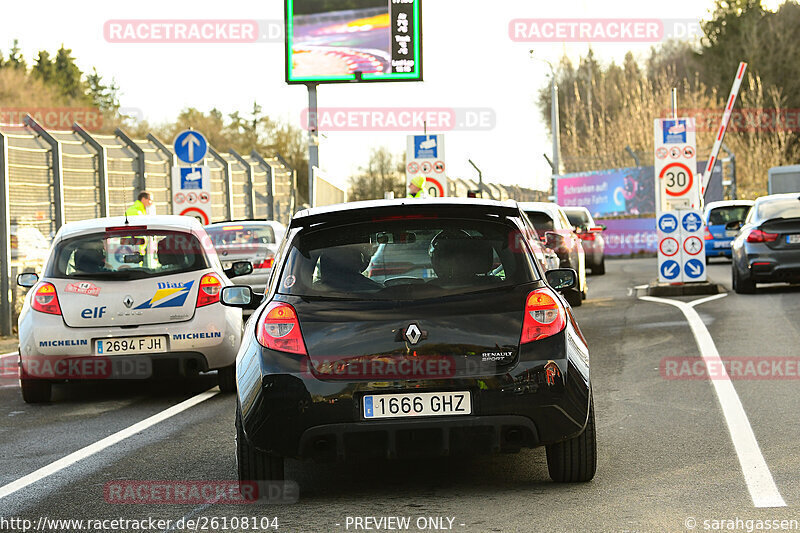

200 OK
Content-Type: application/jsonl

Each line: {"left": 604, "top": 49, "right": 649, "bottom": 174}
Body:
{"left": 405, "top": 324, "right": 422, "bottom": 345}
{"left": 123, "top": 295, "right": 134, "bottom": 309}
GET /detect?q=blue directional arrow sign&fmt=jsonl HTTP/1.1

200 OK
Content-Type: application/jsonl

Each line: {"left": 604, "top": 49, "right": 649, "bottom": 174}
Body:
{"left": 682, "top": 211, "right": 703, "bottom": 233}
{"left": 658, "top": 213, "right": 678, "bottom": 234}
{"left": 660, "top": 260, "right": 680, "bottom": 280}
{"left": 174, "top": 130, "right": 208, "bottom": 165}
{"left": 684, "top": 258, "right": 705, "bottom": 279}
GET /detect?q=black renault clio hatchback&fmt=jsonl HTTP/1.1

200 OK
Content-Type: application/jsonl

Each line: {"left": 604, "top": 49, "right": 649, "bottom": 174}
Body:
{"left": 222, "top": 198, "right": 595, "bottom": 484}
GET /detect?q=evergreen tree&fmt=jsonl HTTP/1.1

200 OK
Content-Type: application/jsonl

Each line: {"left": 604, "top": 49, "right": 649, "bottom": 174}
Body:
{"left": 32, "top": 50, "right": 55, "bottom": 83}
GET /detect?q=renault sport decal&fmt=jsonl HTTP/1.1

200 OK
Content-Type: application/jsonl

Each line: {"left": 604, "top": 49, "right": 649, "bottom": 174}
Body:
{"left": 134, "top": 281, "right": 194, "bottom": 309}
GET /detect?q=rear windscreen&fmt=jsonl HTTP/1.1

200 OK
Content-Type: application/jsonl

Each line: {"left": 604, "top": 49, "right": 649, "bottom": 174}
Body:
{"left": 49, "top": 230, "right": 208, "bottom": 280}
{"left": 708, "top": 206, "right": 751, "bottom": 225}
{"left": 278, "top": 219, "right": 536, "bottom": 300}
{"left": 565, "top": 210, "right": 590, "bottom": 227}
{"left": 524, "top": 212, "right": 555, "bottom": 236}
{"left": 757, "top": 199, "right": 800, "bottom": 222}
{"left": 205, "top": 225, "right": 276, "bottom": 245}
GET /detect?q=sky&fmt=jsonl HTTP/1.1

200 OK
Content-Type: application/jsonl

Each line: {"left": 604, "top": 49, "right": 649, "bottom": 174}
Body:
{"left": 0, "top": 0, "right": 781, "bottom": 192}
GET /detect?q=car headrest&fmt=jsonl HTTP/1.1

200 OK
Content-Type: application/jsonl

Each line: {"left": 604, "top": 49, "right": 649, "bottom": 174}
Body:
{"left": 430, "top": 237, "right": 494, "bottom": 280}
{"left": 318, "top": 246, "right": 370, "bottom": 276}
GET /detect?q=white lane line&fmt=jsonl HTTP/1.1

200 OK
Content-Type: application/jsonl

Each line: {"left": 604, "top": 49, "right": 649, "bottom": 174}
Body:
{"left": 640, "top": 295, "right": 786, "bottom": 508}
{"left": 689, "top": 293, "right": 728, "bottom": 308}
{"left": 0, "top": 389, "right": 220, "bottom": 501}
{"left": 0, "top": 351, "right": 18, "bottom": 357}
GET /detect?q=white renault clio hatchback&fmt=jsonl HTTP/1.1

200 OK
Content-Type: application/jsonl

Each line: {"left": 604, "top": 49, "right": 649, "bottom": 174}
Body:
{"left": 16, "top": 215, "right": 252, "bottom": 403}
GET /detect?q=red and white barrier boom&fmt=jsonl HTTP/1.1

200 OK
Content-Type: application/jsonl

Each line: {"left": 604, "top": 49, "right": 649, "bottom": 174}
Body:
{"left": 701, "top": 61, "right": 747, "bottom": 199}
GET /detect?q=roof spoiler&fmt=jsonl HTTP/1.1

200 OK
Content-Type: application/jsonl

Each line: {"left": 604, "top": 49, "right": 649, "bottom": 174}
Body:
{"left": 289, "top": 204, "right": 522, "bottom": 229}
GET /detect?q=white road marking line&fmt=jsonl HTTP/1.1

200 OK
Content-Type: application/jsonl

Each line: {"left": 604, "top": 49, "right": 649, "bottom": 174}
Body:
{"left": 0, "top": 389, "right": 220, "bottom": 501}
{"left": 0, "top": 351, "right": 18, "bottom": 358}
{"left": 689, "top": 293, "right": 728, "bottom": 308}
{"left": 640, "top": 295, "right": 786, "bottom": 508}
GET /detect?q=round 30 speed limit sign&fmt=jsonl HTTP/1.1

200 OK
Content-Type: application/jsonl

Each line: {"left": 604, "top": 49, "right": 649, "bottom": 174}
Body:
{"left": 659, "top": 162, "right": 694, "bottom": 197}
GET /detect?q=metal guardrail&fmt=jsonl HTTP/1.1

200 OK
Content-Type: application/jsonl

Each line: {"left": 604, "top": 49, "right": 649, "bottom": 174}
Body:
{"left": 0, "top": 115, "right": 296, "bottom": 336}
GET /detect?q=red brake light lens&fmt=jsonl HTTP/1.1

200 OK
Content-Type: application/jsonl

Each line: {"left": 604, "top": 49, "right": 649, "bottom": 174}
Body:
{"left": 255, "top": 257, "right": 274, "bottom": 269}
{"left": 105, "top": 225, "right": 147, "bottom": 233}
{"left": 257, "top": 302, "right": 307, "bottom": 355}
{"left": 196, "top": 273, "right": 222, "bottom": 307}
{"left": 521, "top": 289, "right": 566, "bottom": 344}
{"left": 580, "top": 232, "right": 596, "bottom": 241}
{"left": 704, "top": 229, "right": 714, "bottom": 240}
{"left": 31, "top": 282, "right": 62, "bottom": 315}
{"left": 746, "top": 229, "right": 778, "bottom": 243}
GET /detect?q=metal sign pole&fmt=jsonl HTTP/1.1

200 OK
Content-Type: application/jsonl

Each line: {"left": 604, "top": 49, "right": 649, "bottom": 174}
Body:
{"left": 306, "top": 83, "right": 319, "bottom": 208}
{"left": 0, "top": 131, "right": 12, "bottom": 336}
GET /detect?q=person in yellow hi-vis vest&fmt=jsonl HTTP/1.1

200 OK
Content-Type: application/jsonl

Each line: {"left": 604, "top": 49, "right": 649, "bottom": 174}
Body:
{"left": 125, "top": 191, "right": 152, "bottom": 216}
{"left": 407, "top": 176, "right": 428, "bottom": 198}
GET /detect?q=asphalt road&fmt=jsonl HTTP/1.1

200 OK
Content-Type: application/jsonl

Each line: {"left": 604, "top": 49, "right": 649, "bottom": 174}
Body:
{"left": 1, "top": 257, "right": 799, "bottom": 533}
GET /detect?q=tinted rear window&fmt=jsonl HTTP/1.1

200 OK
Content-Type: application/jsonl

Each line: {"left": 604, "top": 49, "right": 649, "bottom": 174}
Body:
{"left": 565, "top": 210, "right": 590, "bottom": 227}
{"left": 524, "top": 211, "right": 555, "bottom": 235}
{"left": 205, "top": 225, "right": 275, "bottom": 245}
{"left": 756, "top": 198, "right": 800, "bottom": 221}
{"left": 708, "top": 206, "right": 751, "bottom": 225}
{"left": 278, "top": 219, "right": 535, "bottom": 300}
{"left": 49, "top": 230, "right": 208, "bottom": 280}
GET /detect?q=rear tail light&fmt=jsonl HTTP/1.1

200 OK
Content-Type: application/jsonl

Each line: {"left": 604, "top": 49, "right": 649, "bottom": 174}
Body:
{"left": 257, "top": 302, "right": 307, "bottom": 355}
{"left": 580, "top": 232, "right": 596, "bottom": 241}
{"left": 746, "top": 229, "right": 779, "bottom": 243}
{"left": 588, "top": 226, "right": 604, "bottom": 232}
{"left": 520, "top": 289, "right": 566, "bottom": 343}
{"left": 196, "top": 273, "right": 222, "bottom": 307}
{"left": 31, "top": 282, "right": 61, "bottom": 315}
{"left": 254, "top": 257, "right": 274, "bottom": 269}
{"left": 704, "top": 229, "right": 714, "bottom": 240}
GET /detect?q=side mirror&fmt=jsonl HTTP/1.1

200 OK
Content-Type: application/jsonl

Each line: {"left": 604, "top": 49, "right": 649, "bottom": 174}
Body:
{"left": 226, "top": 260, "right": 253, "bottom": 278}
{"left": 544, "top": 231, "right": 562, "bottom": 245}
{"left": 545, "top": 268, "right": 577, "bottom": 291}
{"left": 17, "top": 272, "right": 39, "bottom": 288}
{"left": 220, "top": 286, "right": 262, "bottom": 309}
{"left": 724, "top": 220, "right": 743, "bottom": 231}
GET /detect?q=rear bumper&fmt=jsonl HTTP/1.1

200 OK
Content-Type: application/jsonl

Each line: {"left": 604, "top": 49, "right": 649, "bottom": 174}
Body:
{"left": 18, "top": 304, "right": 241, "bottom": 371}
{"left": 237, "top": 327, "right": 591, "bottom": 460}
{"left": 742, "top": 245, "right": 800, "bottom": 282}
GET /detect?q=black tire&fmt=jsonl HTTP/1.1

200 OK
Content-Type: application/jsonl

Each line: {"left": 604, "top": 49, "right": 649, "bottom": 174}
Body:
{"left": 236, "top": 404, "right": 284, "bottom": 484}
{"left": 546, "top": 396, "right": 597, "bottom": 483}
{"left": 564, "top": 288, "right": 582, "bottom": 307}
{"left": 217, "top": 364, "right": 236, "bottom": 393}
{"left": 733, "top": 264, "right": 756, "bottom": 294}
{"left": 20, "top": 378, "right": 52, "bottom": 403}
{"left": 592, "top": 258, "right": 605, "bottom": 275}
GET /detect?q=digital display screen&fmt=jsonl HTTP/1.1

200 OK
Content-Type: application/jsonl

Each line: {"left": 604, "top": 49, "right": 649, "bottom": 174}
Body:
{"left": 285, "top": 0, "right": 422, "bottom": 84}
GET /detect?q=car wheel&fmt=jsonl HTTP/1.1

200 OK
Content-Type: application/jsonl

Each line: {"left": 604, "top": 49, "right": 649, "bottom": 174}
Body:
{"left": 564, "top": 289, "right": 582, "bottom": 307}
{"left": 733, "top": 264, "right": 756, "bottom": 294}
{"left": 236, "top": 403, "right": 284, "bottom": 484}
{"left": 592, "top": 259, "right": 605, "bottom": 275}
{"left": 20, "top": 378, "right": 52, "bottom": 403}
{"left": 546, "top": 395, "right": 596, "bottom": 483}
{"left": 218, "top": 364, "right": 236, "bottom": 393}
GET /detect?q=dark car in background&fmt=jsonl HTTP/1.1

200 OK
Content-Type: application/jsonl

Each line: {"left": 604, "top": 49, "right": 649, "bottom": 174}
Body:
{"left": 703, "top": 200, "right": 754, "bottom": 262}
{"left": 730, "top": 193, "right": 800, "bottom": 293}
{"left": 222, "top": 198, "right": 596, "bottom": 485}
{"left": 204, "top": 220, "right": 286, "bottom": 293}
{"left": 518, "top": 202, "right": 587, "bottom": 307}
{"left": 562, "top": 206, "right": 606, "bottom": 275}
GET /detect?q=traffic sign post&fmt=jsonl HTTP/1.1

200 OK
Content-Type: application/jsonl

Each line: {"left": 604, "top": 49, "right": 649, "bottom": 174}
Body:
{"left": 405, "top": 134, "right": 446, "bottom": 197}
{"left": 171, "top": 166, "right": 211, "bottom": 225}
{"left": 657, "top": 209, "right": 706, "bottom": 283}
{"left": 654, "top": 117, "right": 698, "bottom": 211}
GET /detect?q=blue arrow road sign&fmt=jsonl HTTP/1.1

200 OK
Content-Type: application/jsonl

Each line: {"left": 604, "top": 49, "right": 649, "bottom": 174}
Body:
{"left": 684, "top": 258, "right": 705, "bottom": 279}
{"left": 174, "top": 130, "right": 208, "bottom": 164}
{"left": 682, "top": 211, "right": 703, "bottom": 233}
{"left": 660, "top": 260, "right": 680, "bottom": 280}
{"left": 658, "top": 213, "right": 678, "bottom": 233}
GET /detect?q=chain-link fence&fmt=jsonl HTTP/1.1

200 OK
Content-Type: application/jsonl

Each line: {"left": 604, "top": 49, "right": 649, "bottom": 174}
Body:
{"left": 0, "top": 115, "right": 297, "bottom": 335}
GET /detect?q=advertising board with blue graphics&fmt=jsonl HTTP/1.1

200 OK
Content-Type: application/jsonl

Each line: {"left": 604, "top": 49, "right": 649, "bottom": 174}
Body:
{"left": 174, "top": 130, "right": 208, "bottom": 165}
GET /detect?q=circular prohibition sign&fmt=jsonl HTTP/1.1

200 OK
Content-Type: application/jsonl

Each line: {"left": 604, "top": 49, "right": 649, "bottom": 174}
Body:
{"left": 179, "top": 207, "right": 210, "bottom": 225}
{"left": 659, "top": 162, "right": 694, "bottom": 197}
{"left": 659, "top": 237, "right": 679, "bottom": 257}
